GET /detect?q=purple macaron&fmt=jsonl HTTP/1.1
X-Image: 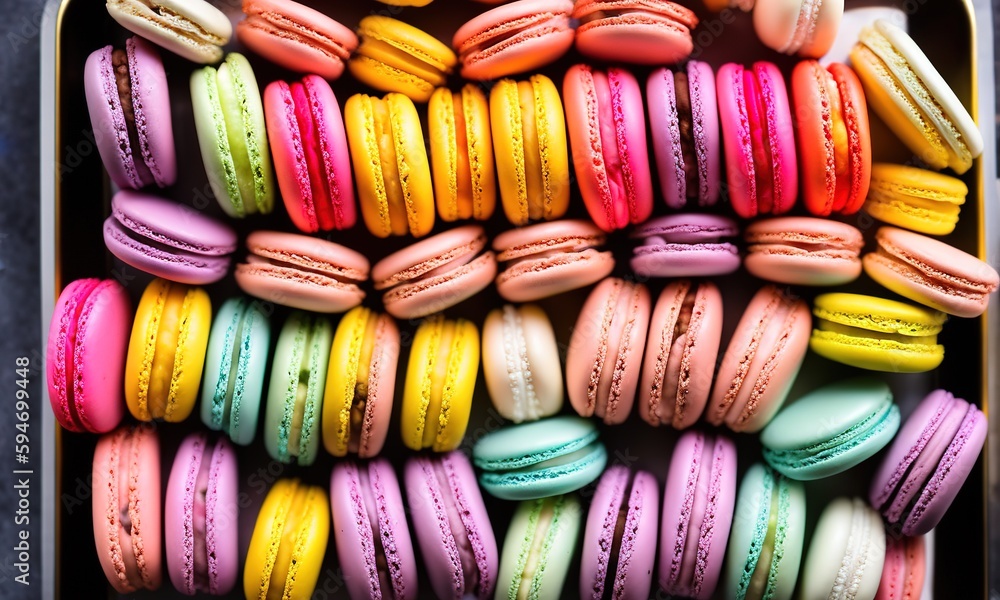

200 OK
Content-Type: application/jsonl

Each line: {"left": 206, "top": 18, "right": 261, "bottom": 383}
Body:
{"left": 647, "top": 61, "right": 720, "bottom": 209}
{"left": 630, "top": 214, "right": 740, "bottom": 278}
{"left": 103, "top": 190, "right": 237, "bottom": 284}
{"left": 84, "top": 36, "right": 176, "bottom": 189}
{"left": 580, "top": 466, "right": 659, "bottom": 600}
{"left": 869, "top": 389, "right": 987, "bottom": 536}
{"left": 659, "top": 430, "right": 737, "bottom": 599}
{"left": 405, "top": 451, "right": 498, "bottom": 600}
{"left": 331, "top": 459, "right": 418, "bottom": 600}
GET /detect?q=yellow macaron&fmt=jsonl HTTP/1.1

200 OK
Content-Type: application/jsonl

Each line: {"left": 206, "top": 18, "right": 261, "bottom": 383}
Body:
{"left": 349, "top": 16, "right": 456, "bottom": 103}
{"left": 864, "top": 163, "right": 967, "bottom": 235}
{"left": 124, "top": 278, "right": 211, "bottom": 422}
{"left": 490, "top": 74, "right": 570, "bottom": 226}
{"left": 344, "top": 92, "right": 435, "bottom": 237}
{"left": 401, "top": 316, "right": 479, "bottom": 452}
{"left": 244, "top": 478, "right": 329, "bottom": 600}
{"left": 428, "top": 84, "right": 496, "bottom": 222}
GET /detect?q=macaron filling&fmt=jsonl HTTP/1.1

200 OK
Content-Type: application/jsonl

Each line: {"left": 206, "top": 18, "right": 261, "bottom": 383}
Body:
{"left": 135, "top": 283, "right": 192, "bottom": 420}
{"left": 479, "top": 441, "right": 605, "bottom": 489}
{"left": 457, "top": 11, "right": 567, "bottom": 64}
{"left": 672, "top": 71, "right": 702, "bottom": 200}
{"left": 429, "top": 458, "right": 485, "bottom": 595}
{"left": 592, "top": 469, "right": 643, "bottom": 598}
{"left": 281, "top": 329, "right": 322, "bottom": 462}
{"left": 739, "top": 475, "right": 789, "bottom": 600}
{"left": 499, "top": 305, "right": 544, "bottom": 422}
{"left": 782, "top": 0, "right": 822, "bottom": 54}
{"left": 574, "top": 2, "right": 699, "bottom": 30}
{"left": 52, "top": 279, "right": 101, "bottom": 431}
{"left": 506, "top": 496, "right": 570, "bottom": 599}
{"left": 290, "top": 79, "right": 347, "bottom": 230}
{"left": 177, "top": 436, "right": 219, "bottom": 593}
{"left": 643, "top": 282, "right": 701, "bottom": 427}
{"left": 354, "top": 465, "right": 407, "bottom": 597}
{"left": 743, "top": 70, "right": 777, "bottom": 214}
{"left": 106, "top": 427, "right": 156, "bottom": 591}
{"left": 263, "top": 484, "right": 323, "bottom": 596}
{"left": 870, "top": 238, "right": 995, "bottom": 299}
{"left": 347, "top": 313, "right": 378, "bottom": 453}
{"left": 244, "top": 249, "right": 365, "bottom": 290}
{"left": 111, "top": 45, "right": 155, "bottom": 185}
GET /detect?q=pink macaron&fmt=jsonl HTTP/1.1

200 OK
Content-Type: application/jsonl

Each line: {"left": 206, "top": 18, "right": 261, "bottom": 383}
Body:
{"left": 264, "top": 75, "right": 356, "bottom": 233}
{"left": 453, "top": 0, "right": 574, "bottom": 80}
{"left": 875, "top": 535, "right": 926, "bottom": 600}
{"left": 46, "top": 278, "right": 131, "bottom": 434}
{"left": 630, "top": 214, "right": 740, "bottom": 278}
{"left": 563, "top": 64, "right": 653, "bottom": 232}
{"left": 580, "top": 467, "right": 660, "bottom": 600}
{"left": 744, "top": 217, "right": 864, "bottom": 286}
{"left": 405, "top": 451, "right": 498, "bottom": 599}
{"left": 638, "top": 281, "right": 724, "bottom": 430}
{"left": 647, "top": 62, "right": 721, "bottom": 209}
{"left": 572, "top": 0, "right": 699, "bottom": 65}
{"left": 84, "top": 36, "right": 176, "bottom": 189}
{"left": 717, "top": 62, "right": 798, "bottom": 218}
{"left": 658, "top": 430, "right": 737, "bottom": 599}
{"left": 372, "top": 225, "right": 497, "bottom": 319}
{"left": 165, "top": 433, "right": 239, "bottom": 596}
{"left": 331, "top": 459, "right": 418, "bottom": 600}
{"left": 566, "top": 277, "right": 652, "bottom": 425}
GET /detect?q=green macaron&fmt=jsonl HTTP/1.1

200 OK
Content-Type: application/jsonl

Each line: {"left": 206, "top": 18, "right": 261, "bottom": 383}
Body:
{"left": 760, "top": 377, "right": 901, "bottom": 481}
{"left": 191, "top": 52, "right": 275, "bottom": 218}
{"left": 200, "top": 297, "right": 271, "bottom": 445}
{"left": 264, "top": 310, "right": 332, "bottom": 466}
{"left": 496, "top": 494, "right": 582, "bottom": 600}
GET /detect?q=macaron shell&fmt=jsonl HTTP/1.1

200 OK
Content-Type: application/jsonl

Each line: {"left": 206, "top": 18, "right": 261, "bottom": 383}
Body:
{"left": 127, "top": 36, "right": 176, "bottom": 188}
{"left": 799, "top": 497, "right": 885, "bottom": 600}
{"left": 573, "top": 0, "right": 698, "bottom": 64}
{"left": 106, "top": 0, "right": 232, "bottom": 64}
{"left": 496, "top": 495, "right": 581, "bottom": 600}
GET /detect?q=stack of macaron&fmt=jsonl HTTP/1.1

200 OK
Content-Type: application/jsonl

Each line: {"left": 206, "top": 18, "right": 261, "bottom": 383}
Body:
{"left": 48, "top": 0, "right": 995, "bottom": 596}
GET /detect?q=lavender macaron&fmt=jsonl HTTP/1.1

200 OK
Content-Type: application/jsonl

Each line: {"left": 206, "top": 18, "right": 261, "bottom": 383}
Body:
{"left": 630, "top": 214, "right": 740, "bottom": 278}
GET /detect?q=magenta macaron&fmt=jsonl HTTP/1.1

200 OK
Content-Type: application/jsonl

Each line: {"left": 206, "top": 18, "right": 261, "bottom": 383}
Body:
{"left": 630, "top": 214, "right": 740, "bottom": 278}
{"left": 165, "top": 433, "right": 239, "bottom": 596}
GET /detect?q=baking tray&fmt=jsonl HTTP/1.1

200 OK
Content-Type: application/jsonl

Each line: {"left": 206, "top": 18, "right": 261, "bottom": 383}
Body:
{"left": 39, "top": 0, "right": 993, "bottom": 598}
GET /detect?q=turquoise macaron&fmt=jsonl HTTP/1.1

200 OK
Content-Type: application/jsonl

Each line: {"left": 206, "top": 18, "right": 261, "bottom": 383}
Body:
{"left": 472, "top": 415, "right": 607, "bottom": 500}
{"left": 725, "top": 463, "right": 806, "bottom": 600}
{"left": 263, "top": 310, "right": 332, "bottom": 466}
{"left": 200, "top": 297, "right": 271, "bottom": 445}
{"left": 760, "top": 377, "right": 901, "bottom": 481}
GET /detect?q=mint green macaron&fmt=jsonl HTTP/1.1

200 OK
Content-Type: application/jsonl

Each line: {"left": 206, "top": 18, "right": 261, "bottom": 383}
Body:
{"left": 497, "top": 494, "right": 582, "bottom": 600}
{"left": 264, "top": 311, "right": 332, "bottom": 466}
{"left": 760, "top": 377, "right": 901, "bottom": 481}
{"left": 191, "top": 52, "right": 275, "bottom": 218}
{"left": 200, "top": 297, "right": 271, "bottom": 445}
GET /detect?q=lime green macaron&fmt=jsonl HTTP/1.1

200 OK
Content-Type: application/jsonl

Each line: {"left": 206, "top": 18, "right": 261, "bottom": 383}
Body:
{"left": 864, "top": 163, "right": 967, "bottom": 235}
{"left": 810, "top": 293, "right": 946, "bottom": 373}
{"left": 497, "top": 494, "right": 582, "bottom": 600}
{"left": 191, "top": 53, "right": 275, "bottom": 218}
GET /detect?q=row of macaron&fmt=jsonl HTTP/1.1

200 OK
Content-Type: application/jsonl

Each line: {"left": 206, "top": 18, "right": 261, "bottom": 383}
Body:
{"left": 94, "top": 377, "right": 982, "bottom": 600}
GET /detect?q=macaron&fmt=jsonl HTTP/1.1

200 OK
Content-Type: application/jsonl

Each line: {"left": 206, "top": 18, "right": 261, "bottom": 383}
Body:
{"left": 638, "top": 281, "right": 723, "bottom": 430}
{"left": 870, "top": 388, "right": 987, "bottom": 536}
{"left": 761, "top": 377, "right": 901, "bottom": 480}
{"left": 810, "top": 292, "right": 946, "bottom": 373}
{"left": 490, "top": 74, "right": 570, "bottom": 226}
{"left": 84, "top": 37, "right": 175, "bottom": 189}
{"left": 453, "top": 0, "right": 574, "bottom": 80}
{"left": 264, "top": 75, "right": 356, "bottom": 233}
{"left": 800, "top": 497, "right": 885, "bottom": 600}
{"left": 46, "top": 278, "right": 131, "bottom": 433}
{"left": 165, "top": 433, "right": 239, "bottom": 596}
{"left": 581, "top": 467, "right": 659, "bottom": 600}
{"left": 190, "top": 53, "right": 276, "bottom": 218}
{"left": 473, "top": 415, "right": 607, "bottom": 500}
{"left": 717, "top": 62, "right": 798, "bottom": 218}
{"left": 349, "top": 16, "right": 456, "bottom": 102}
{"left": 481, "top": 304, "right": 563, "bottom": 423}
{"left": 724, "top": 463, "right": 806, "bottom": 600}
{"left": 707, "top": 285, "right": 811, "bottom": 433}
{"left": 496, "top": 495, "right": 582, "bottom": 600}
{"left": 105, "top": 0, "right": 231, "bottom": 63}
{"left": 572, "top": 0, "right": 698, "bottom": 64}
{"left": 863, "top": 226, "right": 999, "bottom": 318}
{"left": 792, "top": 60, "right": 872, "bottom": 216}
{"left": 563, "top": 64, "right": 653, "bottom": 232}
{"left": 235, "top": 230, "right": 368, "bottom": 313}
{"left": 104, "top": 191, "right": 237, "bottom": 285}
{"left": 125, "top": 278, "right": 211, "bottom": 423}
{"left": 658, "top": 431, "right": 737, "bottom": 599}
{"left": 200, "top": 297, "right": 271, "bottom": 445}
{"left": 371, "top": 225, "right": 497, "bottom": 319}
{"left": 876, "top": 534, "right": 926, "bottom": 600}
{"left": 322, "top": 306, "right": 399, "bottom": 458}
{"left": 263, "top": 311, "right": 332, "bottom": 466}
{"left": 405, "top": 452, "right": 499, "bottom": 600}
{"left": 630, "top": 214, "right": 740, "bottom": 278}
{"left": 864, "top": 163, "right": 967, "bottom": 236}
{"left": 401, "top": 316, "right": 479, "bottom": 452}
{"left": 331, "top": 459, "right": 418, "bottom": 600}
{"left": 753, "top": 0, "right": 843, "bottom": 58}
{"left": 237, "top": 0, "right": 358, "bottom": 80}
{"left": 92, "top": 424, "right": 161, "bottom": 593}
{"left": 744, "top": 217, "right": 864, "bottom": 286}
{"left": 428, "top": 84, "right": 496, "bottom": 222}
{"left": 851, "top": 19, "right": 983, "bottom": 174}
{"left": 647, "top": 62, "right": 721, "bottom": 209}
{"left": 244, "top": 479, "right": 329, "bottom": 600}
{"left": 344, "top": 92, "right": 436, "bottom": 237}
{"left": 493, "top": 220, "right": 614, "bottom": 302}
{"left": 566, "top": 278, "right": 652, "bottom": 425}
